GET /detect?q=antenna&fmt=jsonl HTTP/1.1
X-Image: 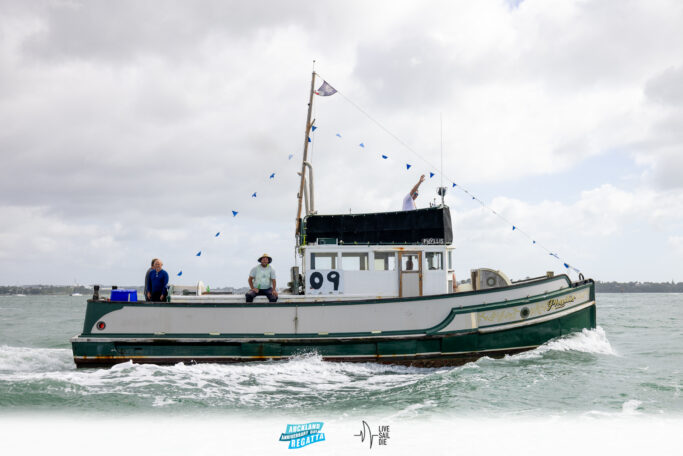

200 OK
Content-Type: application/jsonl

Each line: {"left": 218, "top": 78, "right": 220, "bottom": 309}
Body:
{"left": 437, "top": 112, "right": 446, "bottom": 205}
{"left": 440, "top": 113, "right": 443, "bottom": 188}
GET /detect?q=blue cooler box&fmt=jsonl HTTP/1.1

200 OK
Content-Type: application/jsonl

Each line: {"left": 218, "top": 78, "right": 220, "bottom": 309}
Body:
{"left": 110, "top": 289, "right": 138, "bottom": 302}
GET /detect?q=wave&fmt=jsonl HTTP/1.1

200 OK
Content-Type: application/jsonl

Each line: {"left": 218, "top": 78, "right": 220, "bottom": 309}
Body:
{"left": 503, "top": 326, "right": 617, "bottom": 362}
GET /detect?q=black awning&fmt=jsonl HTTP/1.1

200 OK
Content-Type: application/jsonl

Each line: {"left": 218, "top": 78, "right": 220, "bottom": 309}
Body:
{"left": 302, "top": 206, "right": 453, "bottom": 245}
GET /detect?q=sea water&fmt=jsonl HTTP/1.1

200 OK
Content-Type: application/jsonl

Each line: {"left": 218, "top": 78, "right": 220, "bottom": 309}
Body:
{"left": 0, "top": 293, "right": 681, "bottom": 454}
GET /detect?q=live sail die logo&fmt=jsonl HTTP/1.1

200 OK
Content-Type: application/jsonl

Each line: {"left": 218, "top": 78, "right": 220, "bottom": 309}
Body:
{"left": 354, "top": 420, "right": 390, "bottom": 448}
{"left": 279, "top": 422, "right": 326, "bottom": 449}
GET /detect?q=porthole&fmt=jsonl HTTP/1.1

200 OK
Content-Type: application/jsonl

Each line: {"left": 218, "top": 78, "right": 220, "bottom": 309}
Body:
{"left": 520, "top": 307, "right": 530, "bottom": 319}
{"left": 96, "top": 321, "right": 106, "bottom": 330}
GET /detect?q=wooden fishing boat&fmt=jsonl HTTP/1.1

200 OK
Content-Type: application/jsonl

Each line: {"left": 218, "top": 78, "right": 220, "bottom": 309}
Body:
{"left": 71, "top": 71, "right": 596, "bottom": 368}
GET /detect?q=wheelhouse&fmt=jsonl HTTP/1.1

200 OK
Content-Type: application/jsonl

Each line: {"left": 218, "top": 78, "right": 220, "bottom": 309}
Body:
{"left": 298, "top": 206, "right": 456, "bottom": 297}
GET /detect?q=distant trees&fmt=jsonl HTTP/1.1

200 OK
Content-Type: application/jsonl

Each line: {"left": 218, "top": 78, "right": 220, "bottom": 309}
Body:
{"left": 595, "top": 281, "right": 683, "bottom": 293}
{"left": 0, "top": 285, "right": 97, "bottom": 295}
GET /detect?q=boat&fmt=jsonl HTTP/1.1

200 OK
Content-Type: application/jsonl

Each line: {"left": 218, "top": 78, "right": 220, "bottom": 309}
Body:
{"left": 71, "top": 70, "right": 596, "bottom": 368}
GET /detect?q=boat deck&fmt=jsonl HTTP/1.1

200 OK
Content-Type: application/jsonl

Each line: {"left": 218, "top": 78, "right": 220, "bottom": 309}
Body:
{"left": 168, "top": 293, "right": 399, "bottom": 304}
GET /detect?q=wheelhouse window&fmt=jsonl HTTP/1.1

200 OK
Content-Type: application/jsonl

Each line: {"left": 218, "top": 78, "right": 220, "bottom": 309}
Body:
{"left": 448, "top": 250, "right": 453, "bottom": 270}
{"left": 401, "top": 253, "right": 419, "bottom": 271}
{"left": 341, "top": 252, "right": 369, "bottom": 271}
{"left": 426, "top": 252, "right": 443, "bottom": 270}
{"left": 373, "top": 252, "right": 396, "bottom": 271}
{"left": 311, "top": 252, "right": 337, "bottom": 270}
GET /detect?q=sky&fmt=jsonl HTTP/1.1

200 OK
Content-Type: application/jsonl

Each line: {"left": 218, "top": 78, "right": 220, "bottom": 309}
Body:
{"left": 1, "top": 0, "right": 683, "bottom": 287}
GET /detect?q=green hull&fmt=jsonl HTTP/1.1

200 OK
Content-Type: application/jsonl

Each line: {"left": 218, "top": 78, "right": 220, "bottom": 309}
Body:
{"left": 72, "top": 298, "right": 596, "bottom": 368}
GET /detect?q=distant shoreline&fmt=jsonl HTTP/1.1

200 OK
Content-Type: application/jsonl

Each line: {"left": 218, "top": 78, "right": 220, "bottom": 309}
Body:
{"left": 2, "top": 282, "right": 683, "bottom": 295}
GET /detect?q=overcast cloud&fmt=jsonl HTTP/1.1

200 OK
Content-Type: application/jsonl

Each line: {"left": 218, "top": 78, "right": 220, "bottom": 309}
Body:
{"left": 1, "top": 0, "right": 683, "bottom": 287}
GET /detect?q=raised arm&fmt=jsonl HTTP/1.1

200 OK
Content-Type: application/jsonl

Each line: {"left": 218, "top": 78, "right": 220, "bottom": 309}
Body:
{"left": 409, "top": 174, "right": 426, "bottom": 196}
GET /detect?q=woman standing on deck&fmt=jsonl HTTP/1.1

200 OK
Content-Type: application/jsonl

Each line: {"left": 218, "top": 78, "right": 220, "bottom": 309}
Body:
{"left": 145, "top": 259, "right": 169, "bottom": 302}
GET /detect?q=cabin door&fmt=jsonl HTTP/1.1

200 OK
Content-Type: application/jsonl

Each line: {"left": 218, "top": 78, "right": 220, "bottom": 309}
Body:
{"left": 399, "top": 251, "right": 422, "bottom": 297}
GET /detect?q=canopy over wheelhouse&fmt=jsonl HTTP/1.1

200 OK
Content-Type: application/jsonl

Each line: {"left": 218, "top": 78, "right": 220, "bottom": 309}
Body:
{"left": 300, "top": 206, "right": 453, "bottom": 246}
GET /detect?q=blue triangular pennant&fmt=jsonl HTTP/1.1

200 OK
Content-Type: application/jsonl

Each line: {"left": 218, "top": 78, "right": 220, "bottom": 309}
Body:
{"left": 232, "top": 210, "right": 238, "bottom": 217}
{"left": 512, "top": 226, "right": 516, "bottom": 231}
{"left": 307, "top": 137, "right": 311, "bottom": 143}
{"left": 252, "top": 192, "right": 257, "bottom": 198}
{"left": 429, "top": 172, "right": 435, "bottom": 178}
{"left": 196, "top": 251, "right": 201, "bottom": 257}
{"left": 269, "top": 173, "right": 275, "bottom": 179}
{"left": 406, "top": 164, "right": 411, "bottom": 170}
{"left": 336, "top": 133, "right": 341, "bottom": 138}
{"left": 288, "top": 154, "right": 293, "bottom": 160}
{"left": 381, "top": 155, "right": 388, "bottom": 159}
{"left": 452, "top": 183, "right": 457, "bottom": 187}
{"left": 215, "top": 232, "right": 220, "bottom": 237}
{"left": 359, "top": 143, "right": 365, "bottom": 148}
{"left": 311, "top": 126, "right": 317, "bottom": 131}
{"left": 177, "top": 271, "right": 183, "bottom": 276}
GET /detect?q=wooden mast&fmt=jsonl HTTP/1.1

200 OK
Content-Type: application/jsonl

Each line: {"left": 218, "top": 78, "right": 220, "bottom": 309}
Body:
{"left": 295, "top": 65, "right": 316, "bottom": 239}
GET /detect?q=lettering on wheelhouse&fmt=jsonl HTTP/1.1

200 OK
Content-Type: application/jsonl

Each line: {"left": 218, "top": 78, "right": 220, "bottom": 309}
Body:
{"left": 547, "top": 295, "right": 576, "bottom": 311}
{"left": 421, "top": 238, "right": 444, "bottom": 245}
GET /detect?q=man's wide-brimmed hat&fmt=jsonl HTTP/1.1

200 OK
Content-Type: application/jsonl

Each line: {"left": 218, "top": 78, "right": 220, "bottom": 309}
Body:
{"left": 257, "top": 253, "right": 273, "bottom": 264}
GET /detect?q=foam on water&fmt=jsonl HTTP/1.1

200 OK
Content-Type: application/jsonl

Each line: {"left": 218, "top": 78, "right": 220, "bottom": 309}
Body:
{"left": 0, "top": 345, "right": 74, "bottom": 373}
{"left": 582, "top": 400, "right": 645, "bottom": 419}
{"left": 0, "top": 351, "right": 441, "bottom": 411}
{"left": 505, "top": 327, "right": 616, "bottom": 362}
{"left": 622, "top": 399, "right": 643, "bottom": 415}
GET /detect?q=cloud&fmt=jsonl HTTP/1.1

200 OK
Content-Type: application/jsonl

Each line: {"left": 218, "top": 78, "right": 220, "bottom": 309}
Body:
{"left": 645, "top": 65, "right": 683, "bottom": 106}
{"left": 20, "top": 0, "right": 307, "bottom": 63}
{"left": 669, "top": 235, "right": 683, "bottom": 256}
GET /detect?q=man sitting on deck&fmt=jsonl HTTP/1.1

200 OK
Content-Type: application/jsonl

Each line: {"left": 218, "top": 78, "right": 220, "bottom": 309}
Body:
{"left": 246, "top": 253, "right": 278, "bottom": 303}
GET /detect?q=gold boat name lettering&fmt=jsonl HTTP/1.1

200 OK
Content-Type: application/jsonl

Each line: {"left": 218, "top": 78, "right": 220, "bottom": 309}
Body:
{"left": 547, "top": 295, "right": 576, "bottom": 311}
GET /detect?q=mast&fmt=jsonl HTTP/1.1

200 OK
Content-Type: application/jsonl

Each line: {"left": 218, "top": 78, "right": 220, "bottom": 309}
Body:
{"left": 295, "top": 65, "right": 316, "bottom": 239}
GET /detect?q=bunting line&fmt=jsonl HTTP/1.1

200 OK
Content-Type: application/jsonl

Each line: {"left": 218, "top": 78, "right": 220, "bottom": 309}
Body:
{"left": 175, "top": 150, "right": 298, "bottom": 278}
